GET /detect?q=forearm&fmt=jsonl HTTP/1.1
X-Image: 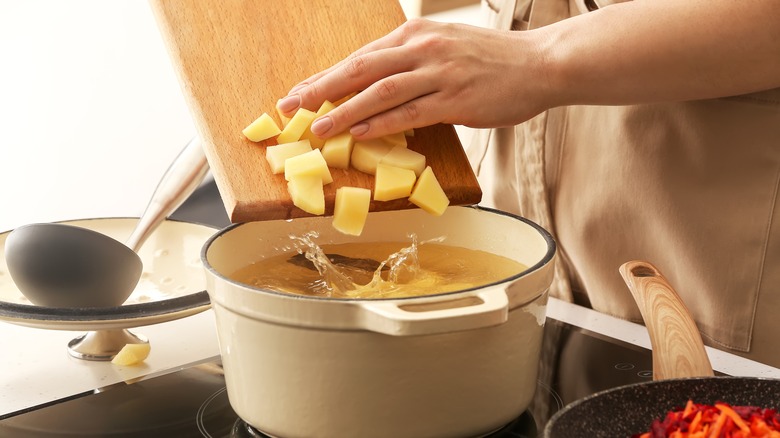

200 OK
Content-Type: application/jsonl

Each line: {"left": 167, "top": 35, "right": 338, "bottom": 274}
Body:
{"left": 535, "top": 0, "right": 780, "bottom": 108}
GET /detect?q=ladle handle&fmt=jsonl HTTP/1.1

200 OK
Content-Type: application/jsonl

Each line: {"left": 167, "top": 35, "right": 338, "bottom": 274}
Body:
{"left": 125, "top": 137, "right": 210, "bottom": 252}
{"left": 619, "top": 260, "right": 714, "bottom": 380}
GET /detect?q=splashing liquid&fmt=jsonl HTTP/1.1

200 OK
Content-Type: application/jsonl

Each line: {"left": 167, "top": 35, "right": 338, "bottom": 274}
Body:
{"left": 229, "top": 234, "right": 527, "bottom": 299}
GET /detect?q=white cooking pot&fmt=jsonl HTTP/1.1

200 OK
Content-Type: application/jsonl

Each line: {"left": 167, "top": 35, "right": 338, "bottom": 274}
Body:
{"left": 202, "top": 206, "right": 556, "bottom": 438}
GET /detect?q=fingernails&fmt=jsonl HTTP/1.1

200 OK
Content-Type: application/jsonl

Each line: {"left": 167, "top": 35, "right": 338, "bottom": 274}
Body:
{"left": 350, "top": 122, "right": 369, "bottom": 136}
{"left": 277, "top": 94, "right": 300, "bottom": 113}
{"left": 311, "top": 116, "right": 333, "bottom": 136}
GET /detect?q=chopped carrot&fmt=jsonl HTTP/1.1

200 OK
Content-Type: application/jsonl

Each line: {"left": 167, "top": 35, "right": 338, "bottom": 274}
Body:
{"left": 683, "top": 400, "right": 697, "bottom": 418}
{"left": 707, "top": 409, "right": 727, "bottom": 438}
{"left": 690, "top": 410, "right": 704, "bottom": 433}
{"left": 632, "top": 400, "right": 780, "bottom": 438}
{"left": 716, "top": 403, "right": 751, "bottom": 434}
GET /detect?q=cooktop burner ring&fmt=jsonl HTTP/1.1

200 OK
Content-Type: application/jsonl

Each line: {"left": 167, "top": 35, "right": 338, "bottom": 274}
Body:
{"left": 196, "top": 383, "right": 558, "bottom": 438}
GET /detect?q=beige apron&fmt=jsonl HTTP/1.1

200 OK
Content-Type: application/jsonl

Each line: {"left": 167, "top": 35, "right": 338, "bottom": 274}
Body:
{"left": 469, "top": 0, "right": 780, "bottom": 366}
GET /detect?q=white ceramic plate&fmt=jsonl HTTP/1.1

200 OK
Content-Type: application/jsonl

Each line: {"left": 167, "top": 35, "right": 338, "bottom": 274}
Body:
{"left": 0, "top": 218, "right": 217, "bottom": 330}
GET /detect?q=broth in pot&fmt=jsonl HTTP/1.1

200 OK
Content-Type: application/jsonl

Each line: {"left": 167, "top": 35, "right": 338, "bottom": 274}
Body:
{"left": 229, "top": 238, "right": 528, "bottom": 299}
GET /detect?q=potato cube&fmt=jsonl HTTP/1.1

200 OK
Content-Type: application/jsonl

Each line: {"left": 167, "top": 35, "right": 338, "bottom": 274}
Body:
{"left": 111, "top": 343, "right": 151, "bottom": 366}
{"left": 409, "top": 166, "right": 450, "bottom": 216}
{"left": 351, "top": 139, "right": 393, "bottom": 175}
{"left": 265, "top": 140, "right": 313, "bottom": 174}
{"left": 374, "top": 164, "right": 417, "bottom": 201}
{"left": 380, "top": 145, "right": 426, "bottom": 177}
{"left": 287, "top": 175, "right": 325, "bottom": 215}
{"left": 242, "top": 113, "right": 281, "bottom": 142}
{"left": 300, "top": 100, "right": 336, "bottom": 149}
{"left": 381, "top": 131, "right": 407, "bottom": 148}
{"left": 332, "top": 186, "right": 371, "bottom": 236}
{"left": 275, "top": 99, "right": 291, "bottom": 127}
{"left": 321, "top": 132, "right": 354, "bottom": 169}
{"left": 277, "top": 108, "right": 317, "bottom": 144}
{"left": 284, "top": 148, "right": 333, "bottom": 184}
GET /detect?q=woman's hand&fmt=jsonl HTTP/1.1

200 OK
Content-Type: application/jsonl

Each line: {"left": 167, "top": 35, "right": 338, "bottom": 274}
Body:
{"left": 276, "top": 18, "right": 552, "bottom": 140}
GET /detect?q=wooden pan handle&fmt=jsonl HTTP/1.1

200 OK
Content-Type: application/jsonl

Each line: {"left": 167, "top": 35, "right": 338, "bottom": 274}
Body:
{"left": 619, "top": 260, "right": 714, "bottom": 380}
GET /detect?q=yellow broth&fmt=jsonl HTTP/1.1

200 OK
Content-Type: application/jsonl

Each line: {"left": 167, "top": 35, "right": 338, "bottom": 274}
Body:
{"left": 229, "top": 241, "right": 528, "bottom": 299}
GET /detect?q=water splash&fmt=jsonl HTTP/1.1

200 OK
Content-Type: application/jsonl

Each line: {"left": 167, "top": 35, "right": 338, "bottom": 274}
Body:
{"left": 290, "top": 232, "right": 445, "bottom": 298}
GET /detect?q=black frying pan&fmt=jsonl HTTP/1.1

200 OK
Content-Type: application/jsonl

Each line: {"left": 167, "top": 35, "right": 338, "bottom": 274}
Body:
{"left": 544, "top": 261, "right": 780, "bottom": 438}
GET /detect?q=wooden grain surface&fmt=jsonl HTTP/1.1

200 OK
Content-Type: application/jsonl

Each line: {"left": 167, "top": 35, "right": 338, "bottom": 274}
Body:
{"left": 148, "top": 0, "right": 482, "bottom": 223}
{"left": 619, "top": 261, "right": 714, "bottom": 381}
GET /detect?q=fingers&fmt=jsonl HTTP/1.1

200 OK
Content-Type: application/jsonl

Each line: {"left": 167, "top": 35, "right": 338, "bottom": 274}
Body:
{"left": 278, "top": 19, "right": 457, "bottom": 139}
{"left": 279, "top": 23, "right": 412, "bottom": 115}
{"left": 309, "top": 64, "right": 438, "bottom": 137}
{"left": 280, "top": 44, "right": 415, "bottom": 119}
{"left": 289, "top": 29, "right": 405, "bottom": 92}
{"left": 347, "top": 92, "right": 444, "bottom": 139}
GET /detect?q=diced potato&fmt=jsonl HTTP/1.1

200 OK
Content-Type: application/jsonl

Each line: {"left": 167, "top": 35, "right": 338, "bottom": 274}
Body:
{"left": 265, "top": 139, "right": 313, "bottom": 174}
{"left": 277, "top": 108, "right": 317, "bottom": 144}
{"left": 287, "top": 175, "right": 325, "bottom": 215}
{"left": 380, "top": 145, "right": 426, "bottom": 177}
{"left": 275, "top": 99, "right": 291, "bottom": 127}
{"left": 111, "top": 343, "right": 151, "bottom": 366}
{"left": 351, "top": 139, "right": 393, "bottom": 175}
{"left": 284, "top": 148, "right": 333, "bottom": 184}
{"left": 321, "top": 132, "right": 354, "bottom": 169}
{"left": 242, "top": 113, "right": 281, "bottom": 142}
{"left": 332, "top": 186, "right": 371, "bottom": 236}
{"left": 300, "top": 100, "right": 336, "bottom": 149}
{"left": 374, "top": 164, "right": 417, "bottom": 201}
{"left": 381, "top": 131, "right": 407, "bottom": 148}
{"left": 409, "top": 166, "right": 450, "bottom": 216}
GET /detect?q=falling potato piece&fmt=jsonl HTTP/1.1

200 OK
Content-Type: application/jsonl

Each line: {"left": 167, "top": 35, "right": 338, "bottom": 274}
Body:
{"left": 265, "top": 139, "right": 313, "bottom": 174}
{"left": 332, "top": 186, "right": 371, "bottom": 236}
{"left": 409, "top": 166, "right": 450, "bottom": 216}
{"left": 242, "top": 113, "right": 281, "bottom": 142}
{"left": 374, "top": 163, "right": 416, "bottom": 201}
{"left": 277, "top": 108, "right": 317, "bottom": 144}
{"left": 288, "top": 175, "right": 325, "bottom": 215}
{"left": 284, "top": 148, "right": 333, "bottom": 184}
{"left": 111, "top": 343, "right": 151, "bottom": 366}
{"left": 321, "top": 132, "right": 355, "bottom": 169}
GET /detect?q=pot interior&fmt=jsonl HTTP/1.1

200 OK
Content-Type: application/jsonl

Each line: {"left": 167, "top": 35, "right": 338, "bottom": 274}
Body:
{"left": 204, "top": 206, "right": 555, "bottom": 300}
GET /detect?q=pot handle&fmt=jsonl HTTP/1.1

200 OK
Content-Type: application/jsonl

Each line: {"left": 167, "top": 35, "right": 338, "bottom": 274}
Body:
{"left": 619, "top": 260, "right": 714, "bottom": 380}
{"left": 357, "top": 288, "right": 509, "bottom": 336}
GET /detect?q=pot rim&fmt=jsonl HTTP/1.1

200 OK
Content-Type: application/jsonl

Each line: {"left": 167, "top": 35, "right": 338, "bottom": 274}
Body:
{"left": 200, "top": 205, "right": 556, "bottom": 303}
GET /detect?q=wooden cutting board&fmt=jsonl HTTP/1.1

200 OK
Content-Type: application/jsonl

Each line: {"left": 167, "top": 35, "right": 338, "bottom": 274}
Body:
{"left": 148, "top": 0, "right": 482, "bottom": 223}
